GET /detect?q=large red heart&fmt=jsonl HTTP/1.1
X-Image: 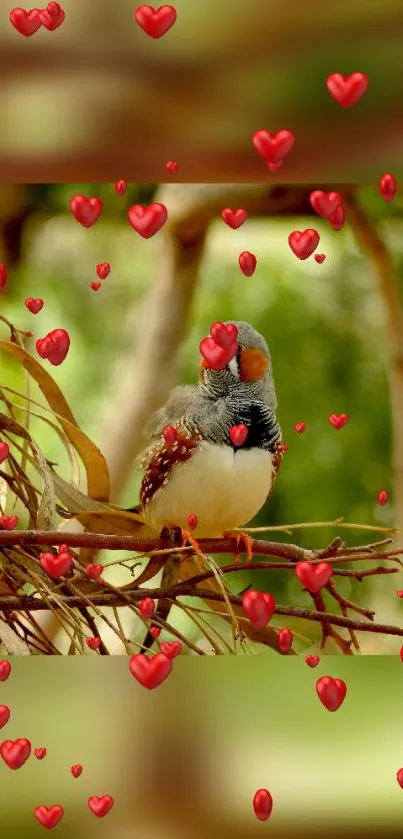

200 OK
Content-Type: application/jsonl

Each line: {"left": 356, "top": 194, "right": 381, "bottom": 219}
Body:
{"left": 326, "top": 73, "right": 368, "bottom": 108}
{"left": 295, "top": 561, "right": 333, "bottom": 593}
{"left": 0, "top": 264, "right": 7, "bottom": 294}
{"left": 128, "top": 203, "right": 167, "bottom": 238}
{"left": 25, "top": 297, "right": 43, "bottom": 314}
{"left": 210, "top": 322, "right": 238, "bottom": 349}
{"left": 37, "top": 329, "right": 70, "bottom": 366}
{"left": 329, "top": 413, "right": 348, "bottom": 430}
{"left": 199, "top": 336, "right": 238, "bottom": 371}
{"left": 134, "top": 5, "right": 177, "bottom": 39}
{"left": 9, "top": 8, "right": 42, "bottom": 37}
{"left": 0, "top": 515, "right": 19, "bottom": 530}
{"left": 87, "top": 795, "right": 114, "bottom": 817}
{"left": 0, "top": 706, "right": 10, "bottom": 729}
{"left": 69, "top": 195, "right": 103, "bottom": 228}
{"left": 129, "top": 652, "right": 172, "bottom": 689}
{"left": 242, "top": 591, "right": 275, "bottom": 628}
{"left": 309, "top": 191, "right": 343, "bottom": 219}
{"left": 0, "top": 661, "right": 11, "bottom": 681}
{"left": 39, "top": 5, "right": 65, "bottom": 30}
{"left": 316, "top": 676, "right": 347, "bottom": 711}
{"left": 40, "top": 551, "right": 72, "bottom": 580}
{"left": 252, "top": 129, "right": 295, "bottom": 164}
{"left": 288, "top": 229, "right": 319, "bottom": 260}
{"left": 34, "top": 805, "right": 64, "bottom": 829}
{"left": 221, "top": 208, "right": 248, "bottom": 229}
{"left": 0, "top": 738, "right": 31, "bottom": 769}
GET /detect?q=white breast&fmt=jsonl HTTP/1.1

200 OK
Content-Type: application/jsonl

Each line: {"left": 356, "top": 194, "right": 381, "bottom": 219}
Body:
{"left": 145, "top": 442, "right": 273, "bottom": 537}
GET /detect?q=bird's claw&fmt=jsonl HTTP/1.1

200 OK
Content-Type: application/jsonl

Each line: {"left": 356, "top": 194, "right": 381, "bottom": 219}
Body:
{"left": 223, "top": 531, "right": 253, "bottom": 564}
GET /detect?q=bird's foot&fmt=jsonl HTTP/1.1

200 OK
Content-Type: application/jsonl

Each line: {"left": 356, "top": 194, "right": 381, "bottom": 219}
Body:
{"left": 223, "top": 530, "right": 254, "bottom": 564}
{"left": 180, "top": 529, "right": 205, "bottom": 562}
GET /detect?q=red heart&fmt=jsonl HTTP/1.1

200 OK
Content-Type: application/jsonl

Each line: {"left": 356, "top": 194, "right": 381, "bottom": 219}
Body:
{"left": 328, "top": 206, "right": 345, "bottom": 231}
{"left": 163, "top": 425, "right": 178, "bottom": 445}
{"left": 47, "top": 2, "right": 61, "bottom": 20}
{"left": 294, "top": 422, "right": 306, "bottom": 434}
{"left": 0, "top": 738, "right": 31, "bottom": 769}
{"left": 316, "top": 676, "right": 347, "bottom": 711}
{"left": 0, "top": 706, "right": 10, "bottom": 729}
{"left": 139, "top": 597, "right": 155, "bottom": 619}
{"left": 34, "top": 747, "right": 47, "bottom": 760}
{"left": 115, "top": 180, "right": 127, "bottom": 196}
{"left": 229, "top": 424, "right": 248, "bottom": 447}
{"left": 71, "top": 763, "right": 83, "bottom": 778}
{"left": 277, "top": 627, "right": 293, "bottom": 653}
{"left": 221, "top": 208, "right": 248, "bottom": 229}
{"left": 253, "top": 788, "right": 273, "bottom": 822}
{"left": 90, "top": 281, "right": 101, "bottom": 291}
{"left": 288, "top": 229, "right": 319, "bottom": 260}
{"left": 0, "top": 515, "right": 19, "bottom": 530}
{"left": 242, "top": 591, "right": 275, "bottom": 628}
{"left": 128, "top": 203, "right": 168, "bottom": 238}
{"left": 134, "top": 5, "right": 177, "bottom": 38}
{"left": 187, "top": 513, "right": 198, "bottom": 530}
{"left": 0, "top": 661, "right": 11, "bottom": 681}
{"left": 69, "top": 195, "right": 103, "bottom": 228}
{"left": 160, "top": 641, "right": 181, "bottom": 659}
{"left": 295, "top": 561, "right": 333, "bottom": 593}
{"left": 9, "top": 8, "right": 42, "bottom": 36}
{"left": 252, "top": 129, "right": 295, "bottom": 164}
{"left": 210, "top": 322, "right": 238, "bottom": 350}
{"left": 400, "top": 646, "right": 403, "bottom": 663}
{"left": 305, "top": 655, "right": 320, "bottom": 668}
{"left": 0, "top": 264, "right": 7, "bottom": 294}
{"left": 39, "top": 6, "right": 65, "bottom": 29}
{"left": 397, "top": 768, "right": 403, "bottom": 788}
{"left": 34, "top": 805, "right": 64, "bottom": 829}
{"left": 86, "top": 563, "right": 103, "bottom": 579}
{"left": 96, "top": 262, "right": 110, "bottom": 279}
{"left": 129, "top": 652, "right": 172, "bottom": 689}
{"left": 309, "top": 191, "right": 343, "bottom": 219}
{"left": 40, "top": 551, "right": 72, "bottom": 580}
{"left": 329, "top": 413, "right": 348, "bottom": 430}
{"left": 46, "top": 329, "right": 70, "bottom": 366}
{"left": 166, "top": 160, "right": 179, "bottom": 173}
{"left": 397, "top": 591, "right": 403, "bottom": 599}
{"left": 0, "top": 442, "right": 9, "bottom": 464}
{"left": 150, "top": 626, "right": 161, "bottom": 639}
{"left": 88, "top": 795, "right": 114, "bottom": 818}
{"left": 25, "top": 297, "right": 44, "bottom": 314}
{"left": 326, "top": 72, "right": 368, "bottom": 108}
{"left": 377, "top": 490, "right": 388, "bottom": 506}
{"left": 239, "top": 251, "right": 257, "bottom": 277}
{"left": 314, "top": 254, "right": 326, "bottom": 264}
{"left": 86, "top": 637, "right": 101, "bottom": 650}
{"left": 379, "top": 173, "right": 396, "bottom": 202}
{"left": 36, "top": 335, "right": 56, "bottom": 359}
{"left": 199, "top": 337, "right": 238, "bottom": 371}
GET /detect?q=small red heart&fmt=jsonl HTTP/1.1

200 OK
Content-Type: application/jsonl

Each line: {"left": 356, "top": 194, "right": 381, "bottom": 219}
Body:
{"left": 199, "top": 337, "right": 238, "bottom": 371}
{"left": 0, "top": 441, "right": 10, "bottom": 464}
{"left": 0, "top": 706, "right": 10, "bottom": 729}
{"left": 40, "top": 551, "right": 72, "bottom": 580}
{"left": 187, "top": 513, "right": 198, "bottom": 530}
{"left": 328, "top": 206, "right": 345, "bottom": 231}
{"left": 90, "top": 281, "right": 101, "bottom": 291}
{"left": 305, "top": 655, "right": 320, "bottom": 668}
{"left": 36, "top": 335, "right": 56, "bottom": 359}
{"left": 0, "top": 661, "right": 11, "bottom": 681}
{"left": 377, "top": 490, "right": 388, "bottom": 506}
{"left": 71, "top": 763, "right": 83, "bottom": 778}
{"left": 139, "top": 597, "right": 155, "bottom": 619}
{"left": 379, "top": 173, "right": 396, "bottom": 202}
{"left": 129, "top": 652, "right": 173, "bottom": 689}
{"left": 69, "top": 195, "right": 103, "bottom": 228}
{"left": 96, "top": 262, "right": 110, "bottom": 280}
{"left": 309, "top": 191, "right": 343, "bottom": 219}
{"left": 86, "top": 637, "right": 101, "bottom": 650}
{"left": 115, "top": 180, "right": 127, "bottom": 196}
{"left": 134, "top": 5, "right": 177, "bottom": 38}
{"left": 252, "top": 129, "right": 295, "bottom": 164}
{"left": 278, "top": 627, "right": 293, "bottom": 653}
{"left": 0, "top": 738, "right": 31, "bottom": 769}
{"left": 166, "top": 160, "right": 179, "bottom": 173}
{"left": 314, "top": 254, "right": 326, "bottom": 264}
{"left": 10, "top": 8, "right": 42, "bottom": 36}
{"left": 150, "top": 626, "right": 161, "bottom": 639}
{"left": 25, "top": 297, "right": 44, "bottom": 314}
{"left": 128, "top": 202, "right": 168, "bottom": 238}
{"left": 34, "top": 805, "right": 64, "bottom": 829}
{"left": 326, "top": 72, "right": 368, "bottom": 108}
{"left": 253, "top": 788, "right": 273, "bottom": 822}
{"left": 397, "top": 591, "right": 403, "bottom": 599}
{"left": 316, "top": 675, "right": 347, "bottom": 711}
{"left": 39, "top": 6, "right": 65, "bottom": 30}
{"left": 295, "top": 561, "right": 333, "bottom": 593}
{"left": 288, "top": 229, "right": 320, "bottom": 260}
{"left": 0, "top": 515, "right": 19, "bottom": 530}
{"left": 0, "top": 264, "right": 7, "bottom": 294}
{"left": 267, "top": 161, "right": 283, "bottom": 172}
{"left": 163, "top": 425, "right": 178, "bottom": 445}
{"left": 160, "top": 641, "right": 181, "bottom": 659}
{"left": 34, "top": 747, "right": 47, "bottom": 760}
{"left": 229, "top": 424, "right": 248, "bottom": 447}
{"left": 239, "top": 251, "right": 257, "bottom": 276}
{"left": 221, "top": 208, "right": 248, "bottom": 229}
{"left": 294, "top": 422, "right": 306, "bottom": 434}
{"left": 242, "top": 591, "right": 275, "bottom": 628}
{"left": 46, "top": 329, "right": 70, "bottom": 366}
{"left": 86, "top": 563, "right": 103, "bottom": 579}
{"left": 88, "top": 795, "right": 114, "bottom": 818}
{"left": 210, "top": 322, "right": 238, "bottom": 350}
{"left": 329, "top": 413, "right": 348, "bottom": 430}
{"left": 397, "top": 768, "right": 403, "bottom": 788}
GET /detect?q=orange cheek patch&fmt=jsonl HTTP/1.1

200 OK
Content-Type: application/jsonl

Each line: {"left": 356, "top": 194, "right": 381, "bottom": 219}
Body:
{"left": 239, "top": 348, "right": 268, "bottom": 381}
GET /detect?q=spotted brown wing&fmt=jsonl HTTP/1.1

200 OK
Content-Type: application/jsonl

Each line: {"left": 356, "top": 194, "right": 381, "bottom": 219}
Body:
{"left": 140, "top": 424, "right": 203, "bottom": 507}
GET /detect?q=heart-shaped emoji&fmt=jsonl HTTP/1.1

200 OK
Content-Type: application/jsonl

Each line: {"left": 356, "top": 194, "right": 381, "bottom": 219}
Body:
{"left": 242, "top": 591, "right": 275, "bottom": 628}
{"left": 199, "top": 337, "right": 238, "bottom": 371}
{"left": 86, "top": 637, "right": 101, "bottom": 650}
{"left": 166, "top": 160, "right": 179, "bottom": 173}
{"left": 397, "top": 768, "right": 403, "bottom": 788}
{"left": 40, "top": 551, "right": 72, "bottom": 580}
{"left": 309, "top": 191, "right": 343, "bottom": 218}
{"left": 288, "top": 229, "right": 320, "bottom": 260}
{"left": 314, "top": 254, "right": 326, "bottom": 264}
{"left": 129, "top": 652, "right": 172, "bottom": 689}
{"left": 69, "top": 195, "right": 103, "bottom": 228}
{"left": 253, "top": 789, "right": 273, "bottom": 822}
{"left": 239, "top": 251, "right": 257, "bottom": 277}
{"left": 0, "top": 515, "right": 19, "bottom": 530}
{"left": 134, "top": 5, "right": 177, "bottom": 38}
{"left": 9, "top": 8, "right": 42, "bottom": 36}
{"left": 0, "top": 706, "right": 10, "bottom": 729}
{"left": 139, "top": 597, "right": 155, "bottom": 619}
{"left": 326, "top": 72, "right": 368, "bottom": 108}
{"left": 252, "top": 129, "right": 295, "bottom": 164}
{"left": 0, "top": 661, "right": 11, "bottom": 681}
{"left": 328, "top": 206, "right": 345, "bottom": 231}
{"left": 210, "top": 322, "right": 238, "bottom": 349}
{"left": 295, "top": 561, "right": 333, "bottom": 593}
{"left": 46, "top": 329, "right": 70, "bottom": 366}
{"left": 115, "top": 180, "right": 127, "bottom": 196}
{"left": 377, "top": 490, "right": 388, "bottom": 506}
{"left": 294, "top": 422, "right": 306, "bottom": 434}
{"left": 96, "top": 262, "right": 110, "bottom": 279}
{"left": 34, "top": 805, "right": 64, "bottom": 829}
{"left": 305, "top": 655, "right": 320, "bottom": 668}
{"left": 71, "top": 763, "right": 83, "bottom": 778}
{"left": 277, "top": 628, "right": 293, "bottom": 653}
{"left": 90, "top": 281, "right": 101, "bottom": 291}
{"left": 34, "top": 747, "right": 47, "bottom": 760}
{"left": 329, "top": 413, "right": 348, "bottom": 430}
{"left": 160, "top": 641, "right": 181, "bottom": 659}
{"left": 87, "top": 795, "right": 114, "bottom": 817}
{"left": 86, "top": 563, "right": 103, "bottom": 579}
{"left": 25, "top": 298, "right": 44, "bottom": 314}
{"left": 0, "top": 264, "right": 7, "bottom": 294}
{"left": 379, "top": 173, "right": 396, "bottom": 202}
{"left": 221, "top": 208, "right": 248, "bottom": 229}
{"left": 0, "top": 738, "right": 31, "bottom": 769}
{"left": 36, "top": 335, "right": 56, "bottom": 359}
{"left": 316, "top": 676, "right": 347, "bottom": 711}
{"left": 150, "top": 626, "right": 161, "bottom": 639}
{"left": 0, "top": 442, "right": 9, "bottom": 464}
{"left": 39, "top": 5, "right": 65, "bottom": 30}
{"left": 128, "top": 203, "right": 168, "bottom": 238}
{"left": 187, "top": 513, "right": 198, "bottom": 530}
{"left": 229, "top": 424, "right": 248, "bottom": 447}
